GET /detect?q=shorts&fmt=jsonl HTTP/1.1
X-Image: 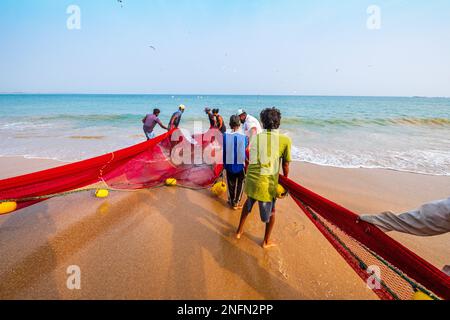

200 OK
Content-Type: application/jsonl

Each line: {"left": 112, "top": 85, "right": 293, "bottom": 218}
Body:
{"left": 144, "top": 131, "right": 156, "bottom": 140}
{"left": 246, "top": 197, "right": 276, "bottom": 223}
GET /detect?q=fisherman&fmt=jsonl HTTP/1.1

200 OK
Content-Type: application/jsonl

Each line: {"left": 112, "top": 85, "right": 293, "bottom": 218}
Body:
{"left": 236, "top": 109, "right": 262, "bottom": 138}
{"left": 142, "top": 108, "right": 169, "bottom": 140}
{"left": 236, "top": 107, "right": 291, "bottom": 249}
{"left": 169, "top": 104, "right": 186, "bottom": 130}
{"left": 213, "top": 109, "right": 227, "bottom": 134}
{"left": 361, "top": 197, "right": 450, "bottom": 276}
{"left": 205, "top": 107, "right": 216, "bottom": 129}
{"left": 223, "top": 115, "right": 248, "bottom": 210}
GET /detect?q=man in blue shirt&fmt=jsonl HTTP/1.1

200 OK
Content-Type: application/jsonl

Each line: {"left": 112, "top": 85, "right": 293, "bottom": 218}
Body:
{"left": 168, "top": 104, "right": 186, "bottom": 129}
{"left": 223, "top": 115, "right": 248, "bottom": 210}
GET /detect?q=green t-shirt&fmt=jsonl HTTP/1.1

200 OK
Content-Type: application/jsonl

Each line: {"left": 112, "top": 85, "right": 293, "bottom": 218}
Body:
{"left": 245, "top": 130, "right": 292, "bottom": 202}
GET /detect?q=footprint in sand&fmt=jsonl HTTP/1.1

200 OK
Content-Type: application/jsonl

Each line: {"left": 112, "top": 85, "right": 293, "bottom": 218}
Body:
{"left": 286, "top": 221, "right": 305, "bottom": 237}
{"left": 263, "top": 247, "right": 289, "bottom": 280}
{"left": 97, "top": 202, "right": 110, "bottom": 216}
{"left": 277, "top": 259, "right": 289, "bottom": 280}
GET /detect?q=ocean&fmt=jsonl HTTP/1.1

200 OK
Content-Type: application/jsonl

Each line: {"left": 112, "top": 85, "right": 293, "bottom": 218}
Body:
{"left": 0, "top": 94, "right": 449, "bottom": 176}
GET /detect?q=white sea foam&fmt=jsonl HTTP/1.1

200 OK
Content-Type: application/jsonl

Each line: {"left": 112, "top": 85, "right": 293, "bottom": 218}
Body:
{"left": 292, "top": 145, "right": 450, "bottom": 176}
{"left": 1, "top": 137, "right": 448, "bottom": 176}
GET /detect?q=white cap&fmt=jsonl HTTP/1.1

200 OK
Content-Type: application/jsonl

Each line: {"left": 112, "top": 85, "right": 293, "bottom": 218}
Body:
{"left": 236, "top": 109, "right": 246, "bottom": 116}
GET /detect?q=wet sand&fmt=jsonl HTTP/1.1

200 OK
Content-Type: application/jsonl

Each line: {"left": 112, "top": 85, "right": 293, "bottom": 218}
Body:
{"left": 0, "top": 157, "right": 449, "bottom": 300}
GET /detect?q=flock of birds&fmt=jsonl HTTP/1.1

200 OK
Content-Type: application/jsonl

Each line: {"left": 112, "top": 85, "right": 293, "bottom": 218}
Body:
{"left": 115, "top": 0, "right": 378, "bottom": 73}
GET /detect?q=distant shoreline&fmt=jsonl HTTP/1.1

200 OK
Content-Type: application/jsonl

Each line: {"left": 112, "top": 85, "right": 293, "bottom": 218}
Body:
{"left": 1, "top": 93, "right": 449, "bottom": 99}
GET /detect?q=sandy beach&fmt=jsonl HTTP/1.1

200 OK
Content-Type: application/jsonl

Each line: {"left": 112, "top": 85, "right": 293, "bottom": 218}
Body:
{"left": 0, "top": 156, "right": 448, "bottom": 300}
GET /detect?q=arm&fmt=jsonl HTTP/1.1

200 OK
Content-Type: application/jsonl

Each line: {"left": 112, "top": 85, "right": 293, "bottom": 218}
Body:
{"left": 169, "top": 115, "right": 175, "bottom": 128}
{"left": 222, "top": 135, "right": 226, "bottom": 166}
{"left": 157, "top": 118, "right": 169, "bottom": 131}
{"left": 248, "top": 127, "right": 257, "bottom": 140}
{"left": 210, "top": 114, "right": 216, "bottom": 128}
{"left": 282, "top": 160, "right": 290, "bottom": 178}
{"left": 142, "top": 115, "right": 147, "bottom": 124}
{"left": 360, "top": 198, "right": 450, "bottom": 236}
{"left": 282, "top": 138, "right": 292, "bottom": 178}
{"left": 244, "top": 136, "right": 250, "bottom": 172}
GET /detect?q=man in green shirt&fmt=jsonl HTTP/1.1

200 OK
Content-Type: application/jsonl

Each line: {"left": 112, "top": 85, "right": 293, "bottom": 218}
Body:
{"left": 236, "top": 107, "right": 291, "bottom": 249}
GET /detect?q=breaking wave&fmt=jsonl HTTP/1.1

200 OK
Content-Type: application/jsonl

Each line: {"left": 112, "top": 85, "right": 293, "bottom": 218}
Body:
{"left": 282, "top": 117, "right": 450, "bottom": 127}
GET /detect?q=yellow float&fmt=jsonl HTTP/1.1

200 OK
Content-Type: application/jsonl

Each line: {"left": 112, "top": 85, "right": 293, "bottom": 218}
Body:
{"left": 95, "top": 189, "right": 109, "bottom": 198}
{"left": 276, "top": 184, "right": 288, "bottom": 199}
{"left": 165, "top": 178, "right": 177, "bottom": 186}
{"left": 0, "top": 201, "right": 17, "bottom": 215}
{"left": 412, "top": 290, "right": 434, "bottom": 300}
{"left": 211, "top": 181, "right": 227, "bottom": 196}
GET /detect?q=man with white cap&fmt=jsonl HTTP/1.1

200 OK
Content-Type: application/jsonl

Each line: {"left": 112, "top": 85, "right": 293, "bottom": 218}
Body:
{"left": 237, "top": 109, "right": 262, "bottom": 138}
{"left": 169, "top": 104, "right": 186, "bottom": 130}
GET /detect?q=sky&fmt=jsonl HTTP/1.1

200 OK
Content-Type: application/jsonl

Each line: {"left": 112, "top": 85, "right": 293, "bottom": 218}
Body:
{"left": 0, "top": 0, "right": 449, "bottom": 96}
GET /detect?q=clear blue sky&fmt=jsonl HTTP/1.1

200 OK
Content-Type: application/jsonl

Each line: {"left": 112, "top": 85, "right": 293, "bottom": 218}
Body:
{"left": 1, "top": 0, "right": 449, "bottom": 96}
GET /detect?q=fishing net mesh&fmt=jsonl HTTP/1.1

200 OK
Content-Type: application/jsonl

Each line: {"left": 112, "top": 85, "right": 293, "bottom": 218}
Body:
{"left": 298, "top": 201, "right": 434, "bottom": 300}
{"left": 0, "top": 129, "right": 223, "bottom": 209}
{"left": 285, "top": 183, "right": 450, "bottom": 301}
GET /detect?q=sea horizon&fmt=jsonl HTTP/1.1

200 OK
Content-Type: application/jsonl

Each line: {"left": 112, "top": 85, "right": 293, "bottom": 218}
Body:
{"left": 1, "top": 93, "right": 450, "bottom": 99}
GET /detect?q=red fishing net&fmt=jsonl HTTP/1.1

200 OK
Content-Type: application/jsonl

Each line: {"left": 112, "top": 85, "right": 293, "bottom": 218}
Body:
{"left": 0, "top": 129, "right": 223, "bottom": 210}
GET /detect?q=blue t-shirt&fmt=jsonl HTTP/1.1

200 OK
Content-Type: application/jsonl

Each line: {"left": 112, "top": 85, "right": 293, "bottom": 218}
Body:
{"left": 223, "top": 132, "right": 248, "bottom": 174}
{"left": 169, "top": 110, "right": 183, "bottom": 129}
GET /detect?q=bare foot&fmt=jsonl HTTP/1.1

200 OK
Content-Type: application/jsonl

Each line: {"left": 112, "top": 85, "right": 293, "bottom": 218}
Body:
{"left": 236, "top": 232, "right": 243, "bottom": 239}
{"left": 262, "top": 241, "right": 277, "bottom": 249}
